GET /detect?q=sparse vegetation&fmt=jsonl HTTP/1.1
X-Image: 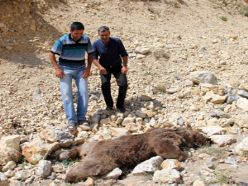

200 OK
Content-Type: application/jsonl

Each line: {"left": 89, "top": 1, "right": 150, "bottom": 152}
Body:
{"left": 241, "top": 151, "right": 248, "bottom": 158}
{"left": 199, "top": 146, "right": 226, "bottom": 159}
{"left": 244, "top": 7, "right": 248, "bottom": 17}
{"left": 61, "top": 159, "right": 75, "bottom": 168}
{"left": 215, "top": 170, "right": 230, "bottom": 184}
{"left": 19, "top": 161, "right": 29, "bottom": 169}
{"left": 205, "top": 170, "right": 230, "bottom": 185}
{"left": 220, "top": 16, "right": 228, "bottom": 21}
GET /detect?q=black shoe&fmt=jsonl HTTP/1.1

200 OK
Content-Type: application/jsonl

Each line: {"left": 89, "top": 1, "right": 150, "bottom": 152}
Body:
{"left": 105, "top": 106, "right": 114, "bottom": 111}
{"left": 77, "top": 120, "right": 89, "bottom": 126}
{"left": 117, "top": 106, "right": 126, "bottom": 113}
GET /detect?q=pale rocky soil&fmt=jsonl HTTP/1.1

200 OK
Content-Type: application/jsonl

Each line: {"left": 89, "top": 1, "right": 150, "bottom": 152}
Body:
{"left": 1, "top": 0, "right": 248, "bottom": 185}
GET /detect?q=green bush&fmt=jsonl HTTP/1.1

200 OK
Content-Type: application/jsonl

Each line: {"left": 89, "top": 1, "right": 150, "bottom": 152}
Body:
{"left": 244, "top": 8, "right": 248, "bottom": 17}
{"left": 220, "top": 16, "right": 228, "bottom": 21}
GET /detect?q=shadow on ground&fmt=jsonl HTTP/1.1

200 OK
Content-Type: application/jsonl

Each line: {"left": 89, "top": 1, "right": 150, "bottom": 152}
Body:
{"left": 0, "top": 0, "right": 68, "bottom": 66}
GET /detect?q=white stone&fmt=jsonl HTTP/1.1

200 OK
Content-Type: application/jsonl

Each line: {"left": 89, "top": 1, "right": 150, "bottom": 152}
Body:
{"left": 234, "top": 113, "right": 248, "bottom": 128}
{"left": 2, "top": 161, "right": 16, "bottom": 172}
{"left": 206, "top": 118, "right": 219, "bottom": 126}
{"left": 236, "top": 97, "right": 248, "bottom": 111}
{"left": 149, "top": 118, "right": 157, "bottom": 126}
{"left": 168, "top": 113, "right": 180, "bottom": 126}
{"left": 132, "top": 156, "right": 163, "bottom": 174}
{"left": 153, "top": 169, "right": 181, "bottom": 184}
{"left": 200, "top": 83, "right": 223, "bottom": 95}
{"left": 210, "top": 94, "right": 227, "bottom": 104}
{"left": 76, "top": 131, "right": 90, "bottom": 139}
{"left": 240, "top": 83, "right": 248, "bottom": 91}
{"left": 52, "top": 164, "right": 65, "bottom": 173}
{"left": 15, "top": 170, "right": 31, "bottom": 181}
{"left": 210, "top": 135, "right": 236, "bottom": 147}
{"left": 135, "top": 46, "right": 151, "bottom": 55}
{"left": 201, "top": 126, "right": 225, "bottom": 136}
{"left": 136, "top": 54, "right": 146, "bottom": 59}
{"left": 110, "top": 115, "right": 117, "bottom": 122}
{"left": 166, "top": 88, "right": 178, "bottom": 94}
{"left": 203, "top": 92, "right": 226, "bottom": 104}
{"left": 193, "top": 180, "right": 206, "bottom": 186}
{"left": 39, "top": 127, "right": 74, "bottom": 143}
{"left": 190, "top": 71, "right": 218, "bottom": 85}
{"left": 4, "top": 170, "right": 14, "bottom": 178}
{"left": 105, "top": 168, "right": 122, "bottom": 179}
{"left": 36, "top": 160, "right": 52, "bottom": 178}
{"left": 116, "top": 117, "right": 124, "bottom": 125}
{"left": 234, "top": 137, "right": 248, "bottom": 155}
{"left": 0, "top": 135, "right": 21, "bottom": 165}
{"left": 238, "top": 90, "right": 248, "bottom": 99}
{"left": 122, "top": 117, "right": 135, "bottom": 126}
{"left": 0, "top": 172, "right": 8, "bottom": 185}
{"left": 110, "top": 127, "right": 130, "bottom": 137}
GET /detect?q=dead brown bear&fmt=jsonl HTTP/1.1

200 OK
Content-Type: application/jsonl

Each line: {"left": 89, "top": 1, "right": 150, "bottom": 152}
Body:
{"left": 61, "top": 127, "right": 211, "bottom": 183}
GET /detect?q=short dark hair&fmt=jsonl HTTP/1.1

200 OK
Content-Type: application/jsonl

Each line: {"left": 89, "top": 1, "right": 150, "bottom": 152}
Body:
{"left": 70, "top": 22, "right": 84, "bottom": 31}
{"left": 98, "top": 26, "right": 110, "bottom": 33}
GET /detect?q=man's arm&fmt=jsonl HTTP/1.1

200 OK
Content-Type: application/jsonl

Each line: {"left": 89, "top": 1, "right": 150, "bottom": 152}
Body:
{"left": 117, "top": 39, "right": 128, "bottom": 74}
{"left": 83, "top": 53, "right": 93, "bottom": 79}
{"left": 93, "top": 59, "right": 107, "bottom": 75}
{"left": 49, "top": 52, "right": 64, "bottom": 78}
{"left": 121, "top": 55, "right": 128, "bottom": 74}
{"left": 92, "top": 41, "right": 107, "bottom": 75}
{"left": 83, "top": 37, "right": 96, "bottom": 79}
{"left": 122, "top": 56, "right": 128, "bottom": 67}
{"left": 87, "top": 53, "right": 93, "bottom": 70}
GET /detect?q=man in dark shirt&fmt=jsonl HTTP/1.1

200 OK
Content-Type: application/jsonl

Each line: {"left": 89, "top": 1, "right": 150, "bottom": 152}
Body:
{"left": 93, "top": 26, "right": 128, "bottom": 112}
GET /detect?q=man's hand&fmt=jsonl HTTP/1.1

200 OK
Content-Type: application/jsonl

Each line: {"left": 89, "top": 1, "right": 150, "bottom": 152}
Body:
{"left": 55, "top": 68, "right": 64, "bottom": 78}
{"left": 121, "top": 66, "right": 128, "bottom": 74}
{"left": 99, "top": 66, "right": 107, "bottom": 75}
{"left": 83, "top": 68, "right": 91, "bottom": 79}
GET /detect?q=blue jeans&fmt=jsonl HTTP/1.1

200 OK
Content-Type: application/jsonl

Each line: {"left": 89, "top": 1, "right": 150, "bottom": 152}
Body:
{"left": 60, "top": 66, "right": 88, "bottom": 124}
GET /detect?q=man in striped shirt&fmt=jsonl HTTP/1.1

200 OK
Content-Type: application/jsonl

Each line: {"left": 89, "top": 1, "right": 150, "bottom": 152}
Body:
{"left": 49, "top": 22, "right": 94, "bottom": 131}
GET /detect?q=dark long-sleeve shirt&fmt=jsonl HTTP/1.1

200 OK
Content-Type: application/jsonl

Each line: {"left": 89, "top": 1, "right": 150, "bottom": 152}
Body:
{"left": 93, "top": 37, "right": 128, "bottom": 69}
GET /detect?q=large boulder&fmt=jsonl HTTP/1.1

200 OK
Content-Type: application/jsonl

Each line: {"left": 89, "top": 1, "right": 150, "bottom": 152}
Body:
{"left": 0, "top": 135, "right": 22, "bottom": 166}
{"left": 190, "top": 71, "right": 218, "bottom": 85}
{"left": 132, "top": 156, "right": 163, "bottom": 174}
{"left": 21, "top": 137, "right": 54, "bottom": 165}
{"left": 234, "top": 137, "right": 248, "bottom": 155}
{"left": 0, "top": 172, "right": 9, "bottom": 186}
{"left": 236, "top": 97, "right": 248, "bottom": 111}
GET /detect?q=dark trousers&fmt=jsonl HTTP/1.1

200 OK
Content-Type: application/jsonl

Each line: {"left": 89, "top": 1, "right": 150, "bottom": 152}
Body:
{"left": 100, "top": 65, "right": 128, "bottom": 109}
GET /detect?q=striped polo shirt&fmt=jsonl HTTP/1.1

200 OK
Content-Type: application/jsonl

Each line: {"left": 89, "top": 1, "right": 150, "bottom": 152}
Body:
{"left": 51, "top": 34, "right": 94, "bottom": 68}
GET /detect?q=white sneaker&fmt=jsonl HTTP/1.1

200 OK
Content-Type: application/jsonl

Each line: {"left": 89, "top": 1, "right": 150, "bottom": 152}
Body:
{"left": 78, "top": 120, "right": 91, "bottom": 131}
{"left": 67, "top": 122, "right": 76, "bottom": 132}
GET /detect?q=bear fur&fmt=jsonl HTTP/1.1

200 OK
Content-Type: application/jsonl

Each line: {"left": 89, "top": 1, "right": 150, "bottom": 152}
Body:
{"left": 61, "top": 127, "right": 211, "bottom": 183}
